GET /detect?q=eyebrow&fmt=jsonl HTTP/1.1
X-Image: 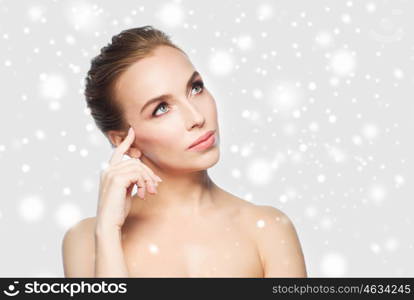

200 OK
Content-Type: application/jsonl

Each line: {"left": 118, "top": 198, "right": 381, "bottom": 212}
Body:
{"left": 140, "top": 70, "right": 200, "bottom": 114}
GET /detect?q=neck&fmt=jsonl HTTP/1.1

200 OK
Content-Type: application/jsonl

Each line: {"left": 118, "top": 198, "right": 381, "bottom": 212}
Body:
{"left": 129, "top": 169, "right": 220, "bottom": 218}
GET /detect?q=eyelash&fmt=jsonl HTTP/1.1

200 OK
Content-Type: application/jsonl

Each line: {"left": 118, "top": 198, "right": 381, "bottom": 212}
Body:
{"left": 151, "top": 80, "right": 204, "bottom": 117}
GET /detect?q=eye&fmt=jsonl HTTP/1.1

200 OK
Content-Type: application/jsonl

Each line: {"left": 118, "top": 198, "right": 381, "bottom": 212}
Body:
{"left": 191, "top": 80, "right": 204, "bottom": 96}
{"left": 151, "top": 80, "right": 204, "bottom": 117}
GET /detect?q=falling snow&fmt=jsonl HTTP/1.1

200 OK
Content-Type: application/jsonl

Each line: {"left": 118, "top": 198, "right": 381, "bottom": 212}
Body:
{"left": 148, "top": 243, "right": 160, "bottom": 254}
{"left": 18, "top": 195, "right": 45, "bottom": 222}
{"left": 0, "top": 0, "right": 412, "bottom": 278}
{"left": 256, "top": 219, "right": 266, "bottom": 228}
{"left": 321, "top": 252, "right": 347, "bottom": 277}
{"left": 54, "top": 202, "right": 82, "bottom": 229}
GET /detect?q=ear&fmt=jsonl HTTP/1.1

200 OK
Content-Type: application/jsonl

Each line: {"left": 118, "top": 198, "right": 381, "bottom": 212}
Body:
{"left": 126, "top": 147, "right": 142, "bottom": 159}
{"left": 107, "top": 130, "right": 142, "bottom": 159}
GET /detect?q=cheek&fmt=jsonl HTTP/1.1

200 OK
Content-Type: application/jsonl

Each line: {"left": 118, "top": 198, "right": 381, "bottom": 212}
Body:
{"left": 153, "top": 130, "right": 177, "bottom": 146}
{"left": 135, "top": 128, "right": 178, "bottom": 150}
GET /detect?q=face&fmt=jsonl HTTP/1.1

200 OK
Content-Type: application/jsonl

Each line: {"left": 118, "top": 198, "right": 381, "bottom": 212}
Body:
{"left": 112, "top": 45, "right": 220, "bottom": 174}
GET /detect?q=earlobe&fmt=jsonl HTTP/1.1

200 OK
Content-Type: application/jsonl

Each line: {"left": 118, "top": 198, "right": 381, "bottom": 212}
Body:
{"left": 127, "top": 148, "right": 142, "bottom": 159}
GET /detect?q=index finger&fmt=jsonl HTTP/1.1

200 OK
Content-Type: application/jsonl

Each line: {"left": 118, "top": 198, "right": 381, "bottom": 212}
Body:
{"left": 109, "top": 127, "right": 135, "bottom": 166}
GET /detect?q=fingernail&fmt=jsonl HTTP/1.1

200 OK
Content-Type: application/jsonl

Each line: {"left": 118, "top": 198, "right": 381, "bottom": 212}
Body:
{"left": 156, "top": 176, "right": 162, "bottom": 182}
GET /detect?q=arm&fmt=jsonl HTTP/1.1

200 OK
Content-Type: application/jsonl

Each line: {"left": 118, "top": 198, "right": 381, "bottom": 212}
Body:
{"left": 62, "top": 217, "right": 96, "bottom": 277}
{"left": 61, "top": 217, "right": 130, "bottom": 277}
{"left": 94, "top": 222, "right": 130, "bottom": 277}
{"left": 254, "top": 206, "right": 307, "bottom": 277}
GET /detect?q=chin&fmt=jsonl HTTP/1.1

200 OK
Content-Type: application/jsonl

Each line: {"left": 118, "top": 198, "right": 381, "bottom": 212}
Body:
{"left": 174, "top": 147, "right": 221, "bottom": 173}
{"left": 187, "top": 146, "right": 220, "bottom": 170}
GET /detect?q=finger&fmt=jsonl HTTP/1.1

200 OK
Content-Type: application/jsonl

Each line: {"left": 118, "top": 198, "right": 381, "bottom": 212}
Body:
{"left": 111, "top": 155, "right": 162, "bottom": 186}
{"left": 109, "top": 127, "right": 135, "bottom": 166}
{"left": 135, "top": 174, "right": 146, "bottom": 199}
{"left": 139, "top": 181, "right": 146, "bottom": 199}
{"left": 124, "top": 159, "right": 160, "bottom": 188}
{"left": 140, "top": 167, "right": 160, "bottom": 187}
{"left": 142, "top": 174, "right": 157, "bottom": 195}
{"left": 140, "top": 163, "right": 162, "bottom": 183}
{"left": 108, "top": 158, "right": 143, "bottom": 172}
{"left": 110, "top": 158, "right": 160, "bottom": 191}
{"left": 118, "top": 169, "right": 146, "bottom": 199}
{"left": 126, "top": 183, "right": 134, "bottom": 199}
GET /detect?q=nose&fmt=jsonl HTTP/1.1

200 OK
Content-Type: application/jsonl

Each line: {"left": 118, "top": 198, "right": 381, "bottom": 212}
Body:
{"left": 181, "top": 100, "right": 205, "bottom": 128}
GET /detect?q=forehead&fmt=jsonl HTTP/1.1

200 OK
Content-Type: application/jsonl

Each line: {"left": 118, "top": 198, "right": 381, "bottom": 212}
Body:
{"left": 114, "top": 46, "right": 194, "bottom": 107}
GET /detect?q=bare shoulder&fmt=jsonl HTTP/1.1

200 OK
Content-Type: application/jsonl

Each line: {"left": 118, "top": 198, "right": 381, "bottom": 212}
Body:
{"left": 226, "top": 199, "right": 307, "bottom": 277}
{"left": 212, "top": 187, "right": 294, "bottom": 232}
{"left": 241, "top": 204, "right": 292, "bottom": 226}
{"left": 62, "top": 216, "right": 97, "bottom": 277}
{"left": 63, "top": 216, "right": 97, "bottom": 241}
{"left": 218, "top": 189, "right": 288, "bottom": 224}
{"left": 231, "top": 201, "right": 294, "bottom": 239}
{"left": 237, "top": 203, "right": 307, "bottom": 277}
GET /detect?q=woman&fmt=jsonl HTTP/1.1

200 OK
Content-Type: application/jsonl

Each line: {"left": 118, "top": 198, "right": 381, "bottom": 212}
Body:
{"left": 62, "top": 25, "right": 307, "bottom": 278}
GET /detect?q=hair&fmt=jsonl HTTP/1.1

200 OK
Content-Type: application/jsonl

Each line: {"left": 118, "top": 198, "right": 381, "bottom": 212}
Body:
{"left": 83, "top": 25, "right": 187, "bottom": 148}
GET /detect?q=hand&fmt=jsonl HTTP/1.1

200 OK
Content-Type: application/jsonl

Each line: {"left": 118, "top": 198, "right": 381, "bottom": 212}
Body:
{"left": 96, "top": 127, "right": 162, "bottom": 231}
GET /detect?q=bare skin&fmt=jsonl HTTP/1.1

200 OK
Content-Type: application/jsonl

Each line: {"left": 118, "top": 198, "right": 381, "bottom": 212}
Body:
{"left": 64, "top": 191, "right": 307, "bottom": 277}
{"left": 62, "top": 45, "right": 307, "bottom": 277}
{"left": 120, "top": 188, "right": 265, "bottom": 277}
{"left": 125, "top": 191, "right": 264, "bottom": 277}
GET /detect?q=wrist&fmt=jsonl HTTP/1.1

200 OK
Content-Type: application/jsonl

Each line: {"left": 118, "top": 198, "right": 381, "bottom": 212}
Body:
{"left": 95, "top": 221, "right": 122, "bottom": 237}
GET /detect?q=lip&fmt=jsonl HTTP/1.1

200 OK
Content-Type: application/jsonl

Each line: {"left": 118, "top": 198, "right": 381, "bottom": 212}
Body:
{"left": 187, "top": 130, "right": 216, "bottom": 150}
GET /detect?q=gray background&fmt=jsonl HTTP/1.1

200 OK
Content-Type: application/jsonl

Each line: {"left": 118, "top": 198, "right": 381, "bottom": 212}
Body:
{"left": 0, "top": 0, "right": 412, "bottom": 277}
